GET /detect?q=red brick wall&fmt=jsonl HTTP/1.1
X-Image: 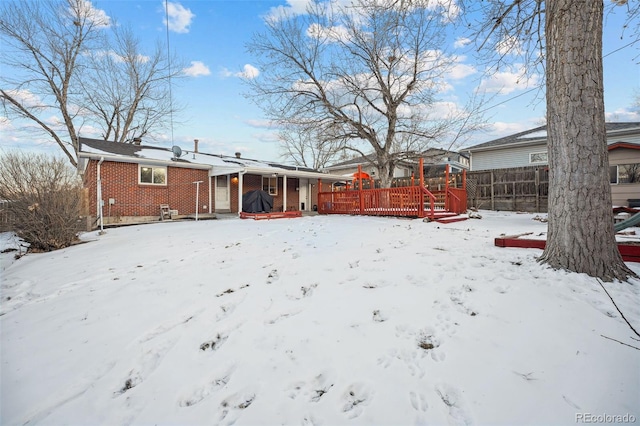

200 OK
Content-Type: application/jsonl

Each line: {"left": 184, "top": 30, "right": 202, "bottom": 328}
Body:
{"left": 84, "top": 160, "right": 210, "bottom": 218}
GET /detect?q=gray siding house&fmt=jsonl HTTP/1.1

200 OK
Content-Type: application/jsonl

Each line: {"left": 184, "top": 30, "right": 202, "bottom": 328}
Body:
{"left": 466, "top": 122, "right": 640, "bottom": 207}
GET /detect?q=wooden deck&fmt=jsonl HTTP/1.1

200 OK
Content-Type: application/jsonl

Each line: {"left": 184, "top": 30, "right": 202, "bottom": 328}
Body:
{"left": 317, "top": 161, "right": 467, "bottom": 220}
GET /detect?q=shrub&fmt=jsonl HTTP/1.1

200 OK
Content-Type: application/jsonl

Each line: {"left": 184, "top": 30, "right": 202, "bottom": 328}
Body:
{"left": 0, "top": 151, "right": 82, "bottom": 251}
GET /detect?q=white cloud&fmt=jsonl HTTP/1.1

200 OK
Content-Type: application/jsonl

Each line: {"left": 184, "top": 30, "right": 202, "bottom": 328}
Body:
{"left": 454, "top": 37, "right": 471, "bottom": 49}
{"left": 75, "top": 1, "right": 111, "bottom": 28}
{"left": 449, "top": 59, "right": 476, "bottom": 80}
{"left": 89, "top": 50, "right": 150, "bottom": 64}
{"left": 306, "top": 23, "right": 350, "bottom": 42}
{"left": 265, "top": 0, "right": 314, "bottom": 22}
{"left": 244, "top": 119, "right": 275, "bottom": 129}
{"left": 479, "top": 67, "right": 539, "bottom": 95}
{"left": 605, "top": 108, "right": 640, "bottom": 122}
{"left": 4, "top": 89, "right": 44, "bottom": 108}
{"left": 183, "top": 61, "right": 211, "bottom": 77}
{"left": 164, "top": 2, "right": 195, "bottom": 34}
{"left": 220, "top": 64, "right": 260, "bottom": 80}
{"left": 490, "top": 121, "right": 535, "bottom": 136}
{"left": 0, "top": 116, "right": 13, "bottom": 132}
{"left": 496, "top": 35, "right": 522, "bottom": 56}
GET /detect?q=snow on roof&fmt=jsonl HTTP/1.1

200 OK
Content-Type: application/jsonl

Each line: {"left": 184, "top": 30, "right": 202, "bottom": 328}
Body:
{"left": 516, "top": 130, "right": 547, "bottom": 139}
{"left": 78, "top": 137, "right": 347, "bottom": 180}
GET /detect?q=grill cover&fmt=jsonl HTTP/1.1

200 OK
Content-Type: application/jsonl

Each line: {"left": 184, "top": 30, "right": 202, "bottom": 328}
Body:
{"left": 242, "top": 189, "right": 274, "bottom": 213}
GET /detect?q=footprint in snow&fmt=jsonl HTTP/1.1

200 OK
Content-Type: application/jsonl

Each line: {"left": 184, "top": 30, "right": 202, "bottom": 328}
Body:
{"left": 267, "top": 269, "right": 279, "bottom": 284}
{"left": 200, "top": 333, "right": 228, "bottom": 352}
{"left": 287, "top": 372, "right": 335, "bottom": 402}
{"left": 217, "top": 388, "right": 257, "bottom": 425}
{"left": 341, "top": 383, "right": 373, "bottom": 419}
{"left": 179, "top": 372, "right": 232, "bottom": 407}
{"left": 409, "top": 390, "right": 429, "bottom": 412}
{"left": 435, "top": 383, "right": 474, "bottom": 425}
{"left": 114, "top": 336, "right": 179, "bottom": 397}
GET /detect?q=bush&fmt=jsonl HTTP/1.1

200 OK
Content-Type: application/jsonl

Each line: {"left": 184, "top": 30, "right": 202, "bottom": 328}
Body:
{"left": 0, "top": 151, "right": 82, "bottom": 251}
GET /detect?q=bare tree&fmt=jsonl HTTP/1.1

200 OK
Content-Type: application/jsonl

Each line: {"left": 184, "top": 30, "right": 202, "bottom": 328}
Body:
{"left": 278, "top": 124, "right": 349, "bottom": 169}
{"left": 0, "top": 0, "right": 182, "bottom": 165}
{"left": 0, "top": 151, "right": 83, "bottom": 251}
{"left": 469, "top": 0, "right": 637, "bottom": 281}
{"left": 0, "top": 0, "right": 107, "bottom": 166}
{"left": 246, "top": 0, "right": 486, "bottom": 187}
{"left": 80, "top": 24, "right": 183, "bottom": 143}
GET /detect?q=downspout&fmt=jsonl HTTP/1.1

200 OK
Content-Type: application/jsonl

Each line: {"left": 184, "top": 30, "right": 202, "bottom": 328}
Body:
{"left": 97, "top": 157, "right": 105, "bottom": 234}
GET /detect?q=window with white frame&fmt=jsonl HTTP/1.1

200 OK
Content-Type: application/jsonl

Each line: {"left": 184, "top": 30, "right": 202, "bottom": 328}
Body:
{"left": 139, "top": 165, "right": 167, "bottom": 185}
{"left": 610, "top": 163, "right": 640, "bottom": 184}
{"left": 263, "top": 176, "right": 278, "bottom": 195}
{"left": 529, "top": 151, "right": 548, "bottom": 164}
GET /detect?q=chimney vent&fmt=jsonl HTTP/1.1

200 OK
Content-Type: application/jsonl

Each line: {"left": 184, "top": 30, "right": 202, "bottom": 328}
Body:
{"left": 194, "top": 139, "right": 199, "bottom": 153}
{"left": 133, "top": 137, "right": 142, "bottom": 145}
{"left": 235, "top": 152, "right": 241, "bottom": 158}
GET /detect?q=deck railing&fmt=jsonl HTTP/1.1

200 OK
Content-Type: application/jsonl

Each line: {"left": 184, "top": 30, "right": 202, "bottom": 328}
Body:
{"left": 318, "top": 185, "right": 448, "bottom": 219}
{"left": 317, "top": 161, "right": 466, "bottom": 219}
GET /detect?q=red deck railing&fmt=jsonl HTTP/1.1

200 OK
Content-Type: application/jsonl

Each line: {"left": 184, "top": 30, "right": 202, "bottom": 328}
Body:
{"left": 317, "top": 161, "right": 467, "bottom": 219}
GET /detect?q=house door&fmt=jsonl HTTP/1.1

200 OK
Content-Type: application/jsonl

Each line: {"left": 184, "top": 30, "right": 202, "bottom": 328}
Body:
{"left": 299, "top": 178, "right": 309, "bottom": 211}
{"left": 215, "top": 175, "right": 230, "bottom": 211}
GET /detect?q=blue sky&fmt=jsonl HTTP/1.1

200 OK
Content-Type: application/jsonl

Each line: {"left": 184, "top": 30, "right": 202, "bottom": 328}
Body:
{"left": 2, "top": 0, "right": 639, "bottom": 162}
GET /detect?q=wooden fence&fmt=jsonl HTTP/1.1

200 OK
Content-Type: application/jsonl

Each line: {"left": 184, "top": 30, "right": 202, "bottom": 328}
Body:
{"left": 467, "top": 166, "right": 549, "bottom": 212}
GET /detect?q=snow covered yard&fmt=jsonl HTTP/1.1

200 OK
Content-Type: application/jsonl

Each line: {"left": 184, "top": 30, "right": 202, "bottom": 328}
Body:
{"left": 1, "top": 211, "right": 639, "bottom": 425}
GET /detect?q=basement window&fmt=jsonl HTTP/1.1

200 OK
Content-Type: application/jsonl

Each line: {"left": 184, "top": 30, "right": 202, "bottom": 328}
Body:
{"left": 139, "top": 165, "right": 167, "bottom": 185}
{"left": 262, "top": 176, "right": 278, "bottom": 195}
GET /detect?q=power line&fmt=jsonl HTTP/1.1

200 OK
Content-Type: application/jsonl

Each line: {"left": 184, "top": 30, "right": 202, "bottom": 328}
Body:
{"left": 165, "top": 0, "right": 175, "bottom": 146}
{"left": 479, "top": 39, "right": 639, "bottom": 113}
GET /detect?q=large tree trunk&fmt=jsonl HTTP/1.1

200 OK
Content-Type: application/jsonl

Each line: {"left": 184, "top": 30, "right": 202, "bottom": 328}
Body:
{"left": 539, "top": 0, "right": 635, "bottom": 281}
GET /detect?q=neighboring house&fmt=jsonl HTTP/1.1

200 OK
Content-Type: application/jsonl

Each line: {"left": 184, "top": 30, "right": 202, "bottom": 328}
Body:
{"left": 323, "top": 154, "right": 415, "bottom": 179}
{"left": 421, "top": 148, "right": 469, "bottom": 176}
{"left": 466, "top": 122, "right": 640, "bottom": 207}
{"left": 77, "top": 138, "right": 347, "bottom": 228}
{"left": 323, "top": 149, "right": 469, "bottom": 180}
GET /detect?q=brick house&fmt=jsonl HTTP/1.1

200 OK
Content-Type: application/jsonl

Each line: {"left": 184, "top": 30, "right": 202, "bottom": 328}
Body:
{"left": 77, "top": 138, "right": 347, "bottom": 228}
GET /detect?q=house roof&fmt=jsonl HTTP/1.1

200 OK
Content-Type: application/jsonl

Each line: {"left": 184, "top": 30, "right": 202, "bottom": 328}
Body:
{"left": 77, "top": 137, "right": 347, "bottom": 181}
{"left": 324, "top": 148, "right": 467, "bottom": 170}
{"left": 466, "top": 122, "right": 640, "bottom": 152}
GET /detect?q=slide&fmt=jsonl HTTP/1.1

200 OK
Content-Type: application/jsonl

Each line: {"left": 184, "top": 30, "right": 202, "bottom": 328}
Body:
{"left": 614, "top": 212, "right": 640, "bottom": 233}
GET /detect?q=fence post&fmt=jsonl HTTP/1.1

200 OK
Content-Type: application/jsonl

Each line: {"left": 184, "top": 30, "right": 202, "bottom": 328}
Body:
{"left": 490, "top": 171, "right": 495, "bottom": 210}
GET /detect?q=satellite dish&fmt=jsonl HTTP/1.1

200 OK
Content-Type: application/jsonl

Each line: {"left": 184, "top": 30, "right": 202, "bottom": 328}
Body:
{"left": 171, "top": 145, "right": 183, "bottom": 159}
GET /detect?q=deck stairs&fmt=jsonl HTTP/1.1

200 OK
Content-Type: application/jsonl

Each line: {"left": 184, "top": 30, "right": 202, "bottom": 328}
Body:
{"left": 423, "top": 192, "right": 468, "bottom": 223}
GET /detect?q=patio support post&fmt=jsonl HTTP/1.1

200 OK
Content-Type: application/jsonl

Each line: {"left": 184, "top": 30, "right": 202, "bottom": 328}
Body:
{"left": 283, "top": 175, "right": 287, "bottom": 212}
{"left": 208, "top": 176, "right": 212, "bottom": 214}
{"left": 318, "top": 178, "right": 322, "bottom": 213}
{"left": 358, "top": 165, "right": 364, "bottom": 214}
{"left": 462, "top": 169, "right": 467, "bottom": 190}
{"left": 238, "top": 172, "right": 244, "bottom": 215}
{"left": 445, "top": 164, "right": 450, "bottom": 211}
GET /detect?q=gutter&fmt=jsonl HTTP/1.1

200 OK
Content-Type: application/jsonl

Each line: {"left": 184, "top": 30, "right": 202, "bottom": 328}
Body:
{"left": 78, "top": 152, "right": 211, "bottom": 170}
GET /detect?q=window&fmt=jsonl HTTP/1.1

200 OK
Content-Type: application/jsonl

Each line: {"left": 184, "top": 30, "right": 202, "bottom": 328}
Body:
{"left": 139, "top": 165, "right": 166, "bottom": 185}
{"left": 263, "top": 176, "right": 277, "bottom": 195}
{"left": 529, "top": 151, "right": 548, "bottom": 164}
{"left": 610, "top": 163, "right": 640, "bottom": 184}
